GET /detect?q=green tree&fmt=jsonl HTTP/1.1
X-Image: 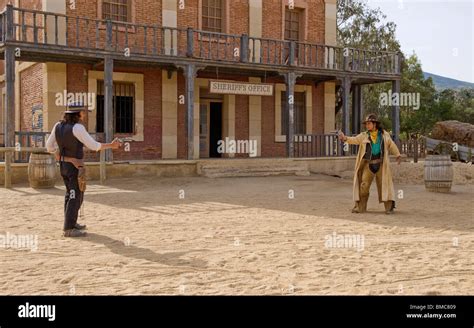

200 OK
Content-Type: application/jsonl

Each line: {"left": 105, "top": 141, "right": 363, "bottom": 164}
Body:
{"left": 337, "top": 0, "right": 402, "bottom": 131}
{"left": 337, "top": 0, "right": 400, "bottom": 51}
{"left": 452, "top": 88, "right": 474, "bottom": 124}
{"left": 399, "top": 54, "right": 437, "bottom": 136}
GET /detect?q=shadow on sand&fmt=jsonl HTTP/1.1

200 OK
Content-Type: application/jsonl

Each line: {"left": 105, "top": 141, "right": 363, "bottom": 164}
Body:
{"left": 83, "top": 233, "right": 208, "bottom": 269}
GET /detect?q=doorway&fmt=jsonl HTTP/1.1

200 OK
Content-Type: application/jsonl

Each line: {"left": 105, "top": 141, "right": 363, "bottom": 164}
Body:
{"left": 209, "top": 102, "right": 223, "bottom": 158}
{"left": 199, "top": 97, "right": 223, "bottom": 158}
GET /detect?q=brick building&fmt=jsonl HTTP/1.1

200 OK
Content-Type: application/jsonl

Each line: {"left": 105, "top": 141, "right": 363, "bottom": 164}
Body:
{"left": 0, "top": 0, "right": 401, "bottom": 161}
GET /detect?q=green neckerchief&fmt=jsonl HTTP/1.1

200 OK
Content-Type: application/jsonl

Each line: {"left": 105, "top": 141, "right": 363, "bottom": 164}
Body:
{"left": 368, "top": 130, "right": 382, "bottom": 156}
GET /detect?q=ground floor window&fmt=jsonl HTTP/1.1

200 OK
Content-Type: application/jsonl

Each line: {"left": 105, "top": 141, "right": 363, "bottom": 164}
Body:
{"left": 96, "top": 81, "right": 135, "bottom": 134}
{"left": 281, "top": 91, "right": 306, "bottom": 135}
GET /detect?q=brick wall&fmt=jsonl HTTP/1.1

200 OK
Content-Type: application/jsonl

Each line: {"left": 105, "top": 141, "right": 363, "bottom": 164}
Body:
{"left": 5, "top": 0, "right": 329, "bottom": 159}
{"left": 66, "top": 0, "right": 162, "bottom": 25}
{"left": 19, "top": 63, "right": 43, "bottom": 132}
{"left": 235, "top": 94, "right": 250, "bottom": 158}
{"left": 261, "top": 76, "right": 285, "bottom": 157}
{"left": 59, "top": 1, "right": 324, "bottom": 53}
{"left": 64, "top": 0, "right": 163, "bottom": 52}
{"left": 67, "top": 64, "right": 162, "bottom": 161}
{"left": 262, "top": 0, "right": 325, "bottom": 43}
{"left": 18, "top": 0, "right": 41, "bottom": 9}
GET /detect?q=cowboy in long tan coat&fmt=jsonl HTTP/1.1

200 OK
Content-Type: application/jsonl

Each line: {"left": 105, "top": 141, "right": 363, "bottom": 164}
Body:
{"left": 338, "top": 114, "right": 402, "bottom": 214}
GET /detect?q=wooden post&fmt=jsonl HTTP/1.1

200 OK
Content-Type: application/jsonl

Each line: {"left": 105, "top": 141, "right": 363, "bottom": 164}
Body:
{"left": 395, "top": 52, "right": 401, "bottom": 74}
{"left": 104, "top": 55, "right": 114, "bottom": 162}
{"left": 186, "top": 28, "right": 194, "bottom": 57}
{"left": 352, "top": 84, "right": 362, "bottom": 135}
{"left": 240, "top": 34, "right": 249, "bottom": 63}
{"left": 289, "top": 41, "right": 296, "bottom": 66}
{"left": 103, "top": 19, "right": 114, "bottom": 162}
{"left": 285, "top": 72, "right": 296, "bottom": 158}
{"left": 185, "top": 64, "right": 196, "bottom": 160}
{"left": 4, "top": 47, "right": 15, "bottom": 149}
{"left": 414, "top": 136, "right": 419, "bottom": 164}
{"left": 343, "top": 47, "right": 349, "bottom": 71}
{"left": 4, "top": 151, "right": 12, "bottom": 189}
{"left": 100, "top": 149, "right": 106, "bottom": 184}
{"left": 4, "top": 6, "right": 16, "bottom": 150}
{"left": 392, "top": 80, "right": 401, "bottom": 147}
{"left": 342, "top": 76, "right": 351, "bottom": 137}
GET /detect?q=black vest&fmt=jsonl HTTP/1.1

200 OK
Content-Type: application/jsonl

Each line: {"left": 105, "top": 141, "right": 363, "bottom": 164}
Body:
{"left": 55, "top": 122, "right": 84, "bottom": 160}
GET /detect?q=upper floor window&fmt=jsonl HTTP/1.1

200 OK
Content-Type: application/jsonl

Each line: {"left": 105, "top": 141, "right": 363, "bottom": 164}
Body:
{"left": 102, "top": 0, "right": 132, "bottom": 23}
{"left": 202, "top": 0, "right": 225, "bottom": 33}
{"left": 284, "top": 8, "right": 302, "bottom": 41}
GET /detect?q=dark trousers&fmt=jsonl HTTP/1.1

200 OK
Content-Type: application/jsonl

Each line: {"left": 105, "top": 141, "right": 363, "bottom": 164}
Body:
{"left": 60, "top": 162, "right": 84, "bottom": 230}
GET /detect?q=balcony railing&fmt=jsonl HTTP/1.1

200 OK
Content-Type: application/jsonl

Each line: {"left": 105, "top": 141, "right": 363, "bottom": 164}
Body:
{"left": 0, "top": 6, "right": 401, "bottom": 75}
{"left": 1, "top": 131, "right": 360, "bottom": 162}
{"left": 0, "top": 131, "right": 105, "bottom": 163}
{"left": 294, "top": 134, "right": 358, "bottom": 158}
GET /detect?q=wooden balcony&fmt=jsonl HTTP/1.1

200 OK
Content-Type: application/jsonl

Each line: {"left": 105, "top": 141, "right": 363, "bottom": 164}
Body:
{"left": 0, "top": 6, "right": 401, "bottom": 82}
{"left": 0, "top": 5, "right": 402, "bottom": 161}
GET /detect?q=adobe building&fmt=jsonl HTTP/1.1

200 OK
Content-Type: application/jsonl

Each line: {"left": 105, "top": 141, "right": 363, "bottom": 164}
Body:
{"left": 0, "top": 0, "right": 401, "bottom": 162}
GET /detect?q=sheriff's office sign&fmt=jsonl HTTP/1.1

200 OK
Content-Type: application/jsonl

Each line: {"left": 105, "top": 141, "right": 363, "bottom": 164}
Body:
{"left": 209, "top": 81, "right": 274, "bottom": 96}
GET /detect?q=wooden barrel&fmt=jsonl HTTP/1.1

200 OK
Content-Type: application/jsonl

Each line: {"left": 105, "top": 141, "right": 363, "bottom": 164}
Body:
{"left": 28, "top": 153, "right": 57, "bottom": 189}
{"left": 424, "top": 155, "right": 453, "bottom": 193}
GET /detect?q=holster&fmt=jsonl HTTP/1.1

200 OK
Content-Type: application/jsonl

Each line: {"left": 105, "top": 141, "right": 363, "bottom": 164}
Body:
{"left": 78, "top": 167, "right": 87, "bottom": 192}
{"left": 55, "top": 150, "right": 86, "bottom": 192}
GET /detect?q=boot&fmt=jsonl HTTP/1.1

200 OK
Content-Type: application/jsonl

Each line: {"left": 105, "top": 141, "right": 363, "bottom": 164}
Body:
{"left": 75, "top": 223, "right": 87, "bottom": 230}
{"left": 63, "top": 229, "right": 87, "bottom": 238}
{"left": 358, "top": 195, "right": 369, "bottom": 213}
{"left": 385, "top": 201, "right": 395, "bottom": 214}
{"left": 352, "top": 202, "right": 360, "bottom": 213}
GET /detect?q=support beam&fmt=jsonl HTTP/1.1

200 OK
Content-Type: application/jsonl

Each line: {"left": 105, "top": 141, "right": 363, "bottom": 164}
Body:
{"left": 4, "top": 47, "right": 15, "bottom": 149}
{"left": 341, "top": 76, "right": 351, "bottom": 136}
{"left": 352, "top": 84, "right": 362, "bottom": 135}
{"left": 100, "top": 149, "right": 106, "bottom": 185}
{"left": 104, "top": 55, "right": 114, "bottom": 162}
{"left": 4, "top": 151, "right": 12, "bottom": 189}
{"left": 4, "top": 5, "right": 16, "bottom": 149}
{"left": 284, "top": 72, "right": 297, "bottom": 157}
{"left": 103, "top": 19, "right": 114, "bottom": 162}
{"left": 392, "top": 80, "right": 401, "bottom": 147}
{"left": 185, "top": 64, "right": 196, "bottom": 160}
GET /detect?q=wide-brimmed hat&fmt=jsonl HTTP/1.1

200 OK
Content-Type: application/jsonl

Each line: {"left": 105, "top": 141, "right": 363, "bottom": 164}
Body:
{"left": 64, "top": 102, "right": 92, "bottom": 114}
{"left": 362, "top": 114, "right": 380, "bottom": 124}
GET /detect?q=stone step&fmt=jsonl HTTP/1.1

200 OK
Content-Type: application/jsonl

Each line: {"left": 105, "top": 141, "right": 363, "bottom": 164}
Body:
{"left": 198, "top": 160, "right": 310, "bottom": 178}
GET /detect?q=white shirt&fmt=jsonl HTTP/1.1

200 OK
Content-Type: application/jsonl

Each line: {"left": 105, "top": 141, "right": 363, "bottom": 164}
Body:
{"left": 46, "top": 122, "right": 102, "bottom": 153}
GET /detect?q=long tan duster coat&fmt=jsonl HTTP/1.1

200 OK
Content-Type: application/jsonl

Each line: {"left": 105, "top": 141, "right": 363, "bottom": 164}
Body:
{"left": 346, "top": 130, "right": 401, "bottom": 202}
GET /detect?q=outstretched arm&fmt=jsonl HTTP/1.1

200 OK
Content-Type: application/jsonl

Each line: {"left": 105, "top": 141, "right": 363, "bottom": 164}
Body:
{"left": 338, "top": 131, "right": 365, "bottom": 145}
{"left": 73, "top": 124, "right": 122, "bottom": 151}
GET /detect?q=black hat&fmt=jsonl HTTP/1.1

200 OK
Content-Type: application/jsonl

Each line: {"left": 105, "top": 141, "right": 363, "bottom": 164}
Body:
{"left": 64, "top": 102, "right": 91, "bottom": 114}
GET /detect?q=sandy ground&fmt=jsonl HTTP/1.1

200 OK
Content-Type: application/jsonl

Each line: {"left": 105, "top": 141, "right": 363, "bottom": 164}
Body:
{"left": 0, "top": 174, "right": 473, "bottom": 295}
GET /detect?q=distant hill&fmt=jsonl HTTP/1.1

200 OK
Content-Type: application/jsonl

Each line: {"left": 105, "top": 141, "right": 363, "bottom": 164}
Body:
{"left": 423, "top": 72, "right": 474, "bottom": 90}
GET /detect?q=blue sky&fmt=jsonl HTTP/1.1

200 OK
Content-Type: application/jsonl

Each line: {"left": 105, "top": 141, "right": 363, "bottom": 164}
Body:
{"left": 365, "top": 0, "right": 473, "bottom": 82}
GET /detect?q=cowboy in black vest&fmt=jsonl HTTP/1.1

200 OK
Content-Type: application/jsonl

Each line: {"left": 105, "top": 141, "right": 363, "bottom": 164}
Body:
{"left": 46, "top": 103, "right": 122, "bottom": 237}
